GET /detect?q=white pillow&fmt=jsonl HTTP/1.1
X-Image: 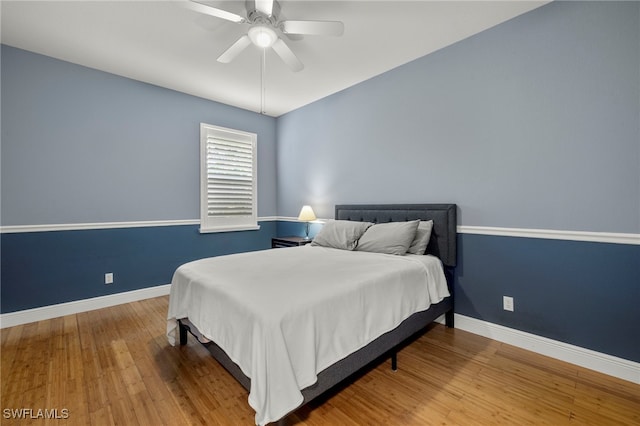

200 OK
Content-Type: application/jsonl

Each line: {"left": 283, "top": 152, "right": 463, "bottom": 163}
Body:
{"left": 311, "top": 220, "right": 373, "bottom": 250}
{"left": 355, "top": 220, "right": 419, "bottom": 255}
{"left": 407, "top": 220, "right": 434, "bottom": 255}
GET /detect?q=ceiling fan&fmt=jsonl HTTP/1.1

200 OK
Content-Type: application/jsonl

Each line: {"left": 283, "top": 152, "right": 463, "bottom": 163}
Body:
{"left": 188, "top": 0, "right": 344, "bottom": 72}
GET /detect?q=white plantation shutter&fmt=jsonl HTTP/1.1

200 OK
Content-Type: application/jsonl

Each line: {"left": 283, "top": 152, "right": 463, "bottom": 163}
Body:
{"left": 200, "top": 123, "right": 259, "bottom": 233}
{"left": 206, "top": 138, "right": 253, "bottom": 216}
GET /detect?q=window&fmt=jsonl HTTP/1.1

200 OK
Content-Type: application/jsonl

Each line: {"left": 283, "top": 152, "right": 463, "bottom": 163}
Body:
{"left": 200, "top": 123, "right": 259, "bottom": 233}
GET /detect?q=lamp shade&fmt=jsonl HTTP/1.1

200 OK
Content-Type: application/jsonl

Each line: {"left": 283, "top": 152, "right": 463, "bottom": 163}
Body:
{"left": 297, "top": 205, "right": 316, "bottom": 222}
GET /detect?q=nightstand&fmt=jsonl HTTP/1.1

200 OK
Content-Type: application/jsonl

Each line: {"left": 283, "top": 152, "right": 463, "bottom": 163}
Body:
{"left": 272, "top": 236, "right": 313, "bottom": 248}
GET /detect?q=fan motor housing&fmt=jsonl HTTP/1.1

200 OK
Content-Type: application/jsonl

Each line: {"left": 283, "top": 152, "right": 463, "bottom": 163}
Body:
{"left": 246, "top": 0, "right": 281, "bottom": 25}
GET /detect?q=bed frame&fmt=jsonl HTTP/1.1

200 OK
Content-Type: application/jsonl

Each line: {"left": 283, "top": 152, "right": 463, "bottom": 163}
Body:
{"left": 179, "top": 203, "right": 457, "bottom": 421}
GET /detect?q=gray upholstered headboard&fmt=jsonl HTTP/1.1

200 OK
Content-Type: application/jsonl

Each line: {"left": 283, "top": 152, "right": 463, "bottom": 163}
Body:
{"left": 335, "top": 204, "right": 457, "bottom": 267}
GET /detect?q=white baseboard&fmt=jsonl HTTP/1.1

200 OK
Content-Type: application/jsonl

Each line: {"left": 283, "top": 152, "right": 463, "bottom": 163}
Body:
{"left": 451, "top": 314, "right": 640, "bottom": 384}
{"left": 0, "top": 284, "right": 171, "bottom": 329}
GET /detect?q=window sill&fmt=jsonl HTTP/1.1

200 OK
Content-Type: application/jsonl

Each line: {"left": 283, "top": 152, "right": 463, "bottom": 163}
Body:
{"left": 199, "top": 224, "right": 261, "bottom": 234}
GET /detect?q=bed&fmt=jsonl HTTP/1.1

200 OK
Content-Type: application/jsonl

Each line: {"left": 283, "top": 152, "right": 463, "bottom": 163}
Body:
{"left": 167, "top": 203, "right": 457, "bottom": 425}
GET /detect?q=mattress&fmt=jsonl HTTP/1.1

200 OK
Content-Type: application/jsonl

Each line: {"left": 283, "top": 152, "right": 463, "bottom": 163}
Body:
{"left": 167, "top": 245, "right": 449, "bottom": 425}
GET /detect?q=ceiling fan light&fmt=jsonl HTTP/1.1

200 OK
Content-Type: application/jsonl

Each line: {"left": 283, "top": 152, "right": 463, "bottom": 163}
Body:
{"left": 248, "top": 25, "right": 277, "bottom": 48}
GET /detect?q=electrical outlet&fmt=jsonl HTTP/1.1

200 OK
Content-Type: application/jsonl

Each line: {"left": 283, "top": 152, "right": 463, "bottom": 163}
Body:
{"left": 105, "top": 273, "right": 113, "bottom": 285}
{"left": 503, "top": 296, "right": 514, "bottom": 312}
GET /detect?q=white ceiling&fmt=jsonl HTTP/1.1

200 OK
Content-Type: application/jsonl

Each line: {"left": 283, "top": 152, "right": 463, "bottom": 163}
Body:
{"left": 1, "top": 0, "right": 548, "bottom": 117}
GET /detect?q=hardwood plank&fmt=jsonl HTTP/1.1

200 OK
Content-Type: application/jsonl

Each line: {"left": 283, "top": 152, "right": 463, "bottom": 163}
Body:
{"left": 2, "top": 295, "right": 639, "bottom": 426}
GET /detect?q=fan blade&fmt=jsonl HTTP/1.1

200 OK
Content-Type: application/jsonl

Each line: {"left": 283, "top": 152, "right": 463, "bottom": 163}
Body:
{"left": 281, "top": 20, "right": 344, "bottom": 36}
{"left": 217, "top": 35, "right": 251, "bottom": 63}
{"left": 255, "top": 0, "right": 273, "bottom": 16}
{"left": 272, "top": 38, "right": 304, "bottom": 72}
{"left": 187, "top": 1, "right": 246, "bottom": 23}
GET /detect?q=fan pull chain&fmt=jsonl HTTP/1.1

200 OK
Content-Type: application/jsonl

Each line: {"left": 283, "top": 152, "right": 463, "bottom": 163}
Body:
{"left": 260, "top": 49, "right": 266, "bottom": 114}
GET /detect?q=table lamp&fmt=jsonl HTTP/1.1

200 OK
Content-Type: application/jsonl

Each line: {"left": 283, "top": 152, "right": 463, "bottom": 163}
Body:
{"left": 298, "top": 205, "right": 316, "bottom": 240}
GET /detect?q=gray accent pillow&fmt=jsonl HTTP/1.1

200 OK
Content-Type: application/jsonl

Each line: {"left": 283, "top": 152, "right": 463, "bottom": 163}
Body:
{"left": 311, "top": 220, "right": 373, "bottom": 250}
{"left": 355, "top": 220, "right": 420, "bottom": 255}
{"left": 407, "top": 220, "right": 434, "bottom": 255}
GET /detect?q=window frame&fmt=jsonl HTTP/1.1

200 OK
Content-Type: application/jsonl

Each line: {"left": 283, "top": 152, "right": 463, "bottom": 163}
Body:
{"left": 199, "top": 123, "right": 259, "bottom": 233}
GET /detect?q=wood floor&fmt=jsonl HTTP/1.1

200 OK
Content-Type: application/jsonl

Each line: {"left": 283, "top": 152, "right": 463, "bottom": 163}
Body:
{"left": 2, "top": 296, "right": 638, "bottom": 425}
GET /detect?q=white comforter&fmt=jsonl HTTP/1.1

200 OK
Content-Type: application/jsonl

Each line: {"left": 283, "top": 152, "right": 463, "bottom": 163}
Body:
{"left": 167, "top": 246, "right": 449, "bottom": 425}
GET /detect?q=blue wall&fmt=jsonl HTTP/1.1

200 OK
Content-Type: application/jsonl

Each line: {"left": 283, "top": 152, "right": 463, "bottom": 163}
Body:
{"left": 1, "top": 45, "right": 279, "bottom": 313}
{"left": 276, "top": 1, "right": 640, "bottom": 363}
{"left": 456, "top": 234, "right": 639, "bottom": 362}
{"left": 1, "top": 45, "right": 277, "bottom": 225}
{"left": 277, "top": 1, "right": 639, "bottom": 233}
{"left": 1, "top": 222, "right": 276, "bottom": 313}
